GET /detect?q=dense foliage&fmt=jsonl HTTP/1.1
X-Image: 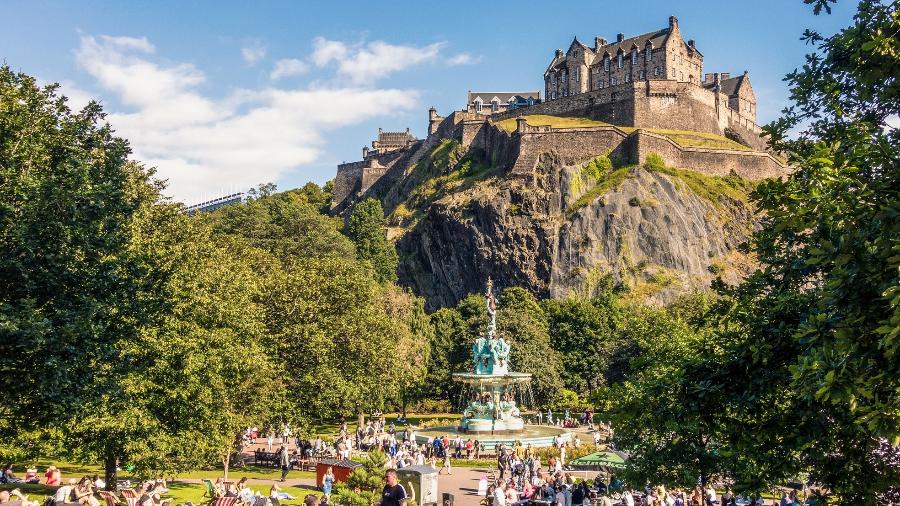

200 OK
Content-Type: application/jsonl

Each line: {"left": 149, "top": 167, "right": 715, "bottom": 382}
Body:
{"left": 0, "top": 66, "right": 276, "bottom": 485}
{"left": 345, "top": 198, "right": 399, "bottom": 283}
{"left": 602, "top": 1, "right": 900, "bottom": 502}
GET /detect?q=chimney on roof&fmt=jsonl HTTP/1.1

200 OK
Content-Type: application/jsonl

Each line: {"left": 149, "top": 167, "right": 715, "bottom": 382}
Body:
{"left": 688, "top": 39, "right": 695, "bottom": 48}
{"left": 669, "top": 16, "right": 678, "bottom": 28}
{"left": 362, "top": 146, "right": 369, "bottom": 159}
{"left": 617, "top": 33, "right": 625, "bottom": 42}
{"left": 406, "top": 127, "right": 410, "bottom": 134}
{"left": 594, "top": 37, "right": 606, "bottom": 50}
{"left": 721, "top": 72, "right": 730, "bottom": 80}
{"left": 555, "top": 49, "right": 563, "bottom": 58}
{"left": 704, "top": 73, "right": 714, "bottom": 84}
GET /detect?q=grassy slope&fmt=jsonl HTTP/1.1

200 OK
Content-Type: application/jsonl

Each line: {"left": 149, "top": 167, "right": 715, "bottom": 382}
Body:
{"left": 495, "top": 114, "right": 751, "bottom": 151}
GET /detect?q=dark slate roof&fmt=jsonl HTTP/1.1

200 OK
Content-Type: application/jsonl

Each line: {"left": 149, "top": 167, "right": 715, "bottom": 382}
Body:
{"left": 591, "top": 28, "right": 671, "bottom": 64}
{"left": 378, "top": 130, "right": 416, "bottom": 143}
{"left": 468, "top": 91, "right": 541, "bottom": 103}
{"left": 719, "top": 74, "right": 745, "bottom": 97}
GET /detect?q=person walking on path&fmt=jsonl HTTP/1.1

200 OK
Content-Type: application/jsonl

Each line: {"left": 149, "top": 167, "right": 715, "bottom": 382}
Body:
{"left": 439, "top": 448, "right": 453, "bottom": 475}
{"left": 279, "top": 446, "right": 290, "bottom": 482}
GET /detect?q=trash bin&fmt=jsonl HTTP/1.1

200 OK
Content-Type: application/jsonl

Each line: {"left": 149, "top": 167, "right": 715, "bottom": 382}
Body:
{"left": 396, "top": 465, "right": 439, "bottom": 506}
{"left": 442, "top": 492, "right": 454, "bottom": 506}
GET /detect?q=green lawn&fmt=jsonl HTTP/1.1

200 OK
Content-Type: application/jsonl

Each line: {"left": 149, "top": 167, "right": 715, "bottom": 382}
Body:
{"left": 495, "top": 114, "right": 612, "bottom": 133}
{"left": 8, "top": 460, "right": 314, "bottom": 482}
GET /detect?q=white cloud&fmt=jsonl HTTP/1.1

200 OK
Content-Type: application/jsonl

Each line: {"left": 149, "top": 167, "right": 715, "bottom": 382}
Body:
{"left": 270, "top": 58, "right": 309, "bottom": 80}
{"left": 312, "top": 37, "right": 445, "bottom": 84}
{"left": 886, "top": 114, "right": 900, "bottom": 130}
{"left": 241, "top": 41, "right": 267, "bottom": 65}
{"left": 74, "top": 35, "right": 418, "bottom": 203}
{"left": 447, "top": 53, "right": 481, "bottom": 66}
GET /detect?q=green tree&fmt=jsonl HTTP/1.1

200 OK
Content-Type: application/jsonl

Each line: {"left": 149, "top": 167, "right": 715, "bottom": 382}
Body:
{"left": 345, "top": 198, "right": 399, "bottom": 283}
{"left": 0, "top": 66, "right": 155, "bottom": 435}
{"left": 625, "top": 1, "right": 900, "bottom": 500}
{"left": 333, "top": 449, "right": 388, "bottom": 506}
{"left": 604, "top": 305, "right": 723, "bottom": 488}
{"left": 66, "top": 209, "right": 277, "bottom": 484}
{"left": 0, "top": 66, "right": 280, "bottom": 485}
{"left": 543, "top": 294, "right": 622, "bottom": 396}
{"left": 496, "top": 287, "right": 564, "bottom": 406}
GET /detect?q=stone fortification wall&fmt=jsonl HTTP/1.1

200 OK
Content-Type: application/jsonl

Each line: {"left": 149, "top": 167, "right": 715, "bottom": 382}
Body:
{"left": 633, "top": 130, "right": 786, "bottom": 180}
{"left": 332, "top": 162, "right": 365, "bottom": 211}
{"left": 489, "top": 80, "right": 766, "bottom": 151}
{"left": 511, "top": 125, "right": 636, "bottom": 176}
{"left": 469, "top": 120, "right": 785, "bottom": 184}
{"left": 332, "top": 149, "right": 411, "bottom": 210}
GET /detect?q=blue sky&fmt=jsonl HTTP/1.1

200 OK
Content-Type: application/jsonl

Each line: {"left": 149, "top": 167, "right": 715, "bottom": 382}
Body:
{"left": 0, "top": 0, "right": 857, "bottom": 204}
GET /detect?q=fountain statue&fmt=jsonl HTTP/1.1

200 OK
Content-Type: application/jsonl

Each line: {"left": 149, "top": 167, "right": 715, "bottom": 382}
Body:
{"left": 453, "top": 278, "right": 531, "bottom": 433}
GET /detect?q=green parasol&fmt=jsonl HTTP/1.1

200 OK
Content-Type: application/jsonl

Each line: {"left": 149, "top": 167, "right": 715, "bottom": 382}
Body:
{"left": 568, "top": 451, "right": 627, "bottom": 469}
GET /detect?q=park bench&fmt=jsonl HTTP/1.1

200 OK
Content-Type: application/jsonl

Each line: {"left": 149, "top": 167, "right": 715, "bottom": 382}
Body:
{"left": 119, "top": 489, "right": 139, "bottom": 506}
{"left": 99, "top": 491, "right": 120, "bottom": 506}
{"left": 208, "top": 497, "right": 240, "bottom": 506}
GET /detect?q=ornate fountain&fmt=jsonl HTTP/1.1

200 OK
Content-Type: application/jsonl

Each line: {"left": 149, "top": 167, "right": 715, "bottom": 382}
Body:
{"left": 410, "top": 279, "right": 572, "bottom": 447}
{"left": 451, "top": 279, "right": 532, "bottom": 433}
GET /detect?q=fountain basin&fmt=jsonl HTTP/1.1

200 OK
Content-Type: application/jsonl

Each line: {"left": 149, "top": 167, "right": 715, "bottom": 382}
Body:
{"left": 411, "top": 424, "right": 572, "bottom": 449}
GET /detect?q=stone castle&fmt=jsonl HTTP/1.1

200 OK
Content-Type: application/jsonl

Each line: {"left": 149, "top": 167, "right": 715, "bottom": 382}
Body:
{"left": 332, "top": 16, "right": 786, "bottom": 212}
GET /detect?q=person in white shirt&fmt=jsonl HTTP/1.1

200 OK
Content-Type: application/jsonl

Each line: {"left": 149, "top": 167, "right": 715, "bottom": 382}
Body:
{"left": 55, "top": 479, "right": 77, "bottom": 503}
{"left": 706, "top": 486, "right": 718, "bottom": 506}
{"left": 493, "top": 480, "right": 508, "bottom": 506}
{"left": 623, "top": 490, "right": 635, "bottom": 506}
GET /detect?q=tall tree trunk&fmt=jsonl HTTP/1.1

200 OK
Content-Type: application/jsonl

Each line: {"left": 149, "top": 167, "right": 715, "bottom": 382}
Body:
{"left": 104, "top": 453, "right": 117, "bottom": 492}
{"left": 223, "top": 455, "right": 230, "bottom": 481}
{"left": 401, "top": 385, "right": 408, "bottom": 419}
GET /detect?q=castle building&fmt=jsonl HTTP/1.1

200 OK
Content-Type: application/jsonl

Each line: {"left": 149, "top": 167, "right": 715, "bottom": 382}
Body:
{"left": 543, "top": 16, "right": 756, "bottom": 126}
{"left": 367, "top": 128, "right": 417, "bottom": 157}
{"left": 466, "top": 91, "right": 542, "bottom": 115}
{"left": 332, "top": 16, "right": 785, "bottom": 213}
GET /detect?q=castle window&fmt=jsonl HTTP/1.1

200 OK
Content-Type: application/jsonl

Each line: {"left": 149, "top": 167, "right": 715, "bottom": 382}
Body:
{"left": 645, "top": 47, "right": 652, "bottom": 61}
{"left": 551, "top": 91, "right": 556, "bottom": 100}
{"left": 551, "top": 74, "right": 556, "bottom": 84}
{"left": 474, "top": 98, "right": 482, "bottom": 113}
{"left": 611, "top": 76, "right": 617, "bottom": 86}
{"left": 631, "top": 50, "right": 638, "bottom": 65}
{"left": 617, "top": 53, "right": 623, "bottom": 68}
{"left": 654, "top": 66, "right": 660, "bottom": 77}
{"left": 491, "top": 98, "right": 499, "bottom": 112}
{"left": 640, "top": 68, "right": 645, "bottom": 79}
{"left": 625, "top": 73, "right": 630, "bottom": 83}
{"left": 600, "top": 79, "right": 605, "bottom": 88}
{"left": 574, "top": 67, "right": 579, "bottom": 82}
{"left": 604, "top": 57, "right": 610, "bottom": 71}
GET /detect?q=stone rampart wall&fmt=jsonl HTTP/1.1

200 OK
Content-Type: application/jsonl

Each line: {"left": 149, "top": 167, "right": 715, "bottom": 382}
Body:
{"left": 633, "top": 130, "right": 786, "bottom": 180}
{"left": 489, "top": 80, "right": 765, "bottom": 150}
{"left": 473, "top": 121, "right": 785, "bottom": 183}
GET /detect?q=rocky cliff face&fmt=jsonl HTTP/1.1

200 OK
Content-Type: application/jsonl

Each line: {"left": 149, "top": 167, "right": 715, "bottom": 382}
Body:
{"left": 390, "top": 141, "right": 757, "bottom": 310}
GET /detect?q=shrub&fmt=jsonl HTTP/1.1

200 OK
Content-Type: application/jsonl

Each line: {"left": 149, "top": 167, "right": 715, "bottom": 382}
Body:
{"left": 644, "top": 152, "right": 666, "bottom": 170}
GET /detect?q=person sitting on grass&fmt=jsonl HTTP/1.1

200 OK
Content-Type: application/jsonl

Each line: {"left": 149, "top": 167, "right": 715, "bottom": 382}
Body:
{"left": 269, "top": 483, "right": 295, "bottom": 501}
{"left": 45, "top": 467, "right": 61, "bottom": 487}
{"left": 236, "top": 478, "right": 255, "bottom": 504}
{"left": 55, "top": 479, "right": 78, "bottom": 504}
{"left": 0, "top": 488, "right": 39, "bottom": 506}
{"left": 73, "top": 477, "right": 100, "bottom": 506}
